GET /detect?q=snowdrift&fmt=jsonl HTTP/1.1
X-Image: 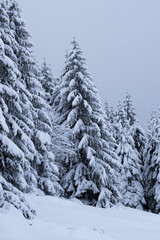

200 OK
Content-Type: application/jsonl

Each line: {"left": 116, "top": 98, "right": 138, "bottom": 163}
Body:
{"left": 0, "top": 194, "right": 160, "bottom": 240}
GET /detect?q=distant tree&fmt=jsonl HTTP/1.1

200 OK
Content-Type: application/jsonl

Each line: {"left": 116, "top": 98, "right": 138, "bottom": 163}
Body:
{"left": 144, "top": 110, "right": 160, "bottom": 213}
{"left": 104, "top": 101, "right": 116, "bottom": 133}
{"left": 124, "top": 93, "right": 146, "bottom": 166}
{"left": 41, "top": 59, "right": 55, "bottom": 103}
{"left": 131, "top": 124, "right": 146, "bottom": 169}
{"left": 115, "top": 102, "right": 144, "bottom": 209}
{"left": 124, "top": 93, "right": 136, "bottom": 126}
{"left": 53, "top": 39, "right": 121, "bottom": 207}
{"left": 124, "top": 94, "right": 146, "bottom": 176}
{"left": 104, "top": 101, "right": 110, "bottom": 120}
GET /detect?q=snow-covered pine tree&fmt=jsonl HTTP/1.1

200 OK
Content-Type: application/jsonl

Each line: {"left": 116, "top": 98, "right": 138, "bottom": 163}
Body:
{"left": 41, "top": 59, "right": 55, "bottom": 103}
{"left": 47, "top": 57, "right": 77, "bottom": 179}
{"left": 0, "top": 0, "right": 35, "bottom": 218}
{"left": 144, "top": 110, "right": 160, "bottom": 213}
{"left": 104, "top": 101, "right": 116, "bottom": 133}
{"left": 131, "top": 124, "right": 146, "bottom": 170}
{"left": 124, "top": 93, "right": 137, "bottom": 126}
{"left": 123, "top": 93, "right": 146, "bottom": 172}
{"left": 104, "top": 101, "right": 110, "bottom": 121}
{"left": 114, "top": 101, "right": 129, "bottom": 141}
{"left": 115, "top": 102, "right": 144, "bottom": 209}
{"left": 53, "top": 39, "right": 121, "bottom": 207}
{"left": 7, "top": 0, "right": 63, "bottom": 197}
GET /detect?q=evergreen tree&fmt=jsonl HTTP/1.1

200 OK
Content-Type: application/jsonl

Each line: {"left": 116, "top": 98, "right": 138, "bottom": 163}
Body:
{"left": 53, "top": 39, "right": 121, "bottom": 207}
{"left": 124, "top": 93, "right": 136, "bottom": 126}
{"left": 0, "top": 0, "right": 35, "bottom": 218}
{"left": 124, "top": 93, "right": 146, "bottom": 171}
{"left": 115, "top": 102, "right": 144, "bottom": 209}
{"left": 7, "top": 0, "right": 63, "bottom": 196}
{"left": 144, "top": 110, "right": 160, "bottom": 213}
{"left": 41, "top": 59, "right": 55, "bottom": 103}
{"left": 131, "top": 123, "right": 146, "bottom": 169}
{"left": 104, "top": 101, "right": 110, "bottom": 121}
{"left": 0, "top": 0, "right": 63, "bottom": 218}
{"left": 104, "top": 101, "right": 116, "bottom": 133}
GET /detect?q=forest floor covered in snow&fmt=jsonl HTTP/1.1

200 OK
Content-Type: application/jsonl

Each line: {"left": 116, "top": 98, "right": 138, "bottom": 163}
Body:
{"left": 0, "top": 194, "right": 160, "bottom": 240}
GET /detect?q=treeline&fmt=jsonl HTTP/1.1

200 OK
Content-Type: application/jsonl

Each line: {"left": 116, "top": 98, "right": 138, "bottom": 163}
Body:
{"left": 0, "top": 0, "right": 159, "bottom": 219}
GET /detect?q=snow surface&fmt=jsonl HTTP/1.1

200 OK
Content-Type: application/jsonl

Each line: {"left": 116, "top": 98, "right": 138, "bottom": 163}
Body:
{"left": 1, "top": 194, "right": 160, "bottom": 240}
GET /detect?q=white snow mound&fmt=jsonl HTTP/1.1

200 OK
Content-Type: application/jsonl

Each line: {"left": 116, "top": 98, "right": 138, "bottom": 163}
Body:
{"left": 0, "top": 194, "right": 160, "bottom": 240}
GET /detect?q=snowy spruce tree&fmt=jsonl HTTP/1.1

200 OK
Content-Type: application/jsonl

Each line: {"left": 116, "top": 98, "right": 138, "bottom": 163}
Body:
{"left": 53, "top": 39, "right": 121, "bottom": 207}
{"left": 115, "top": 102, "right": 144, "bottom": 209}
{"left": 7, "top": 0, "right": 63, "bottom": 196}
{"left": 123, "top": 93, "right": 146, "bottom": 168}
{"left": 104, "top": 101, "right": 116, "bottom": 133}
{"left": 144, "top": 110, "right": 160, "bottom": 213}
{"left": 131, "top": 124, "right": 146, "bottom": 170}
{"left": 41, "top": 59, "right": 55, "bottom": 103}
{"left": 0, "top": 0, "right": 62, "bottom": 218}
{"left": 124, "top": 93, "right": 137, "bottom": 126}
{"left": 0, "top": 0, "right": 35, "bottom": 218}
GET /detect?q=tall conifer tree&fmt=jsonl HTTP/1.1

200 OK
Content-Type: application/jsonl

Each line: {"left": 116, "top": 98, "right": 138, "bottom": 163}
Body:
{"left": 53, "top": 39, "right": 121, "bottom": 207}
{"left": 0, "top": 0, "right": 35, "bottom": 218}
{"left": 7, "top": 0, "right": 62, "bottom": 196}
{"left": 0, "top": 0, "right": 62, "bottom": 218}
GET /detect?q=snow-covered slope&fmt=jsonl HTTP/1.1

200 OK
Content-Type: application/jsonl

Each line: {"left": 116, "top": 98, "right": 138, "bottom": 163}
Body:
{"left": 0, "top": 195, "right": 160, "bottom": 240}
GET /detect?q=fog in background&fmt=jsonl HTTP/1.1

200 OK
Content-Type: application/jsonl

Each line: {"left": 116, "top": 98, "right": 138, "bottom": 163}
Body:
{"left": 17, "top": 0, "right": 160, "bottom": 128}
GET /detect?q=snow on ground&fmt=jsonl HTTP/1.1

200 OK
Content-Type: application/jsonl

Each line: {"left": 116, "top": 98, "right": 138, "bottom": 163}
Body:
{"left": 0, "top": 194, "right": 160, "bottom": 240}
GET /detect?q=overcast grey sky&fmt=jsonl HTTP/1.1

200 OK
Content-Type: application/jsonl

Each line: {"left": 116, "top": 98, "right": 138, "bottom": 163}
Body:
{"left": 17, "top": 0, "right": 160, "bottom": 127}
